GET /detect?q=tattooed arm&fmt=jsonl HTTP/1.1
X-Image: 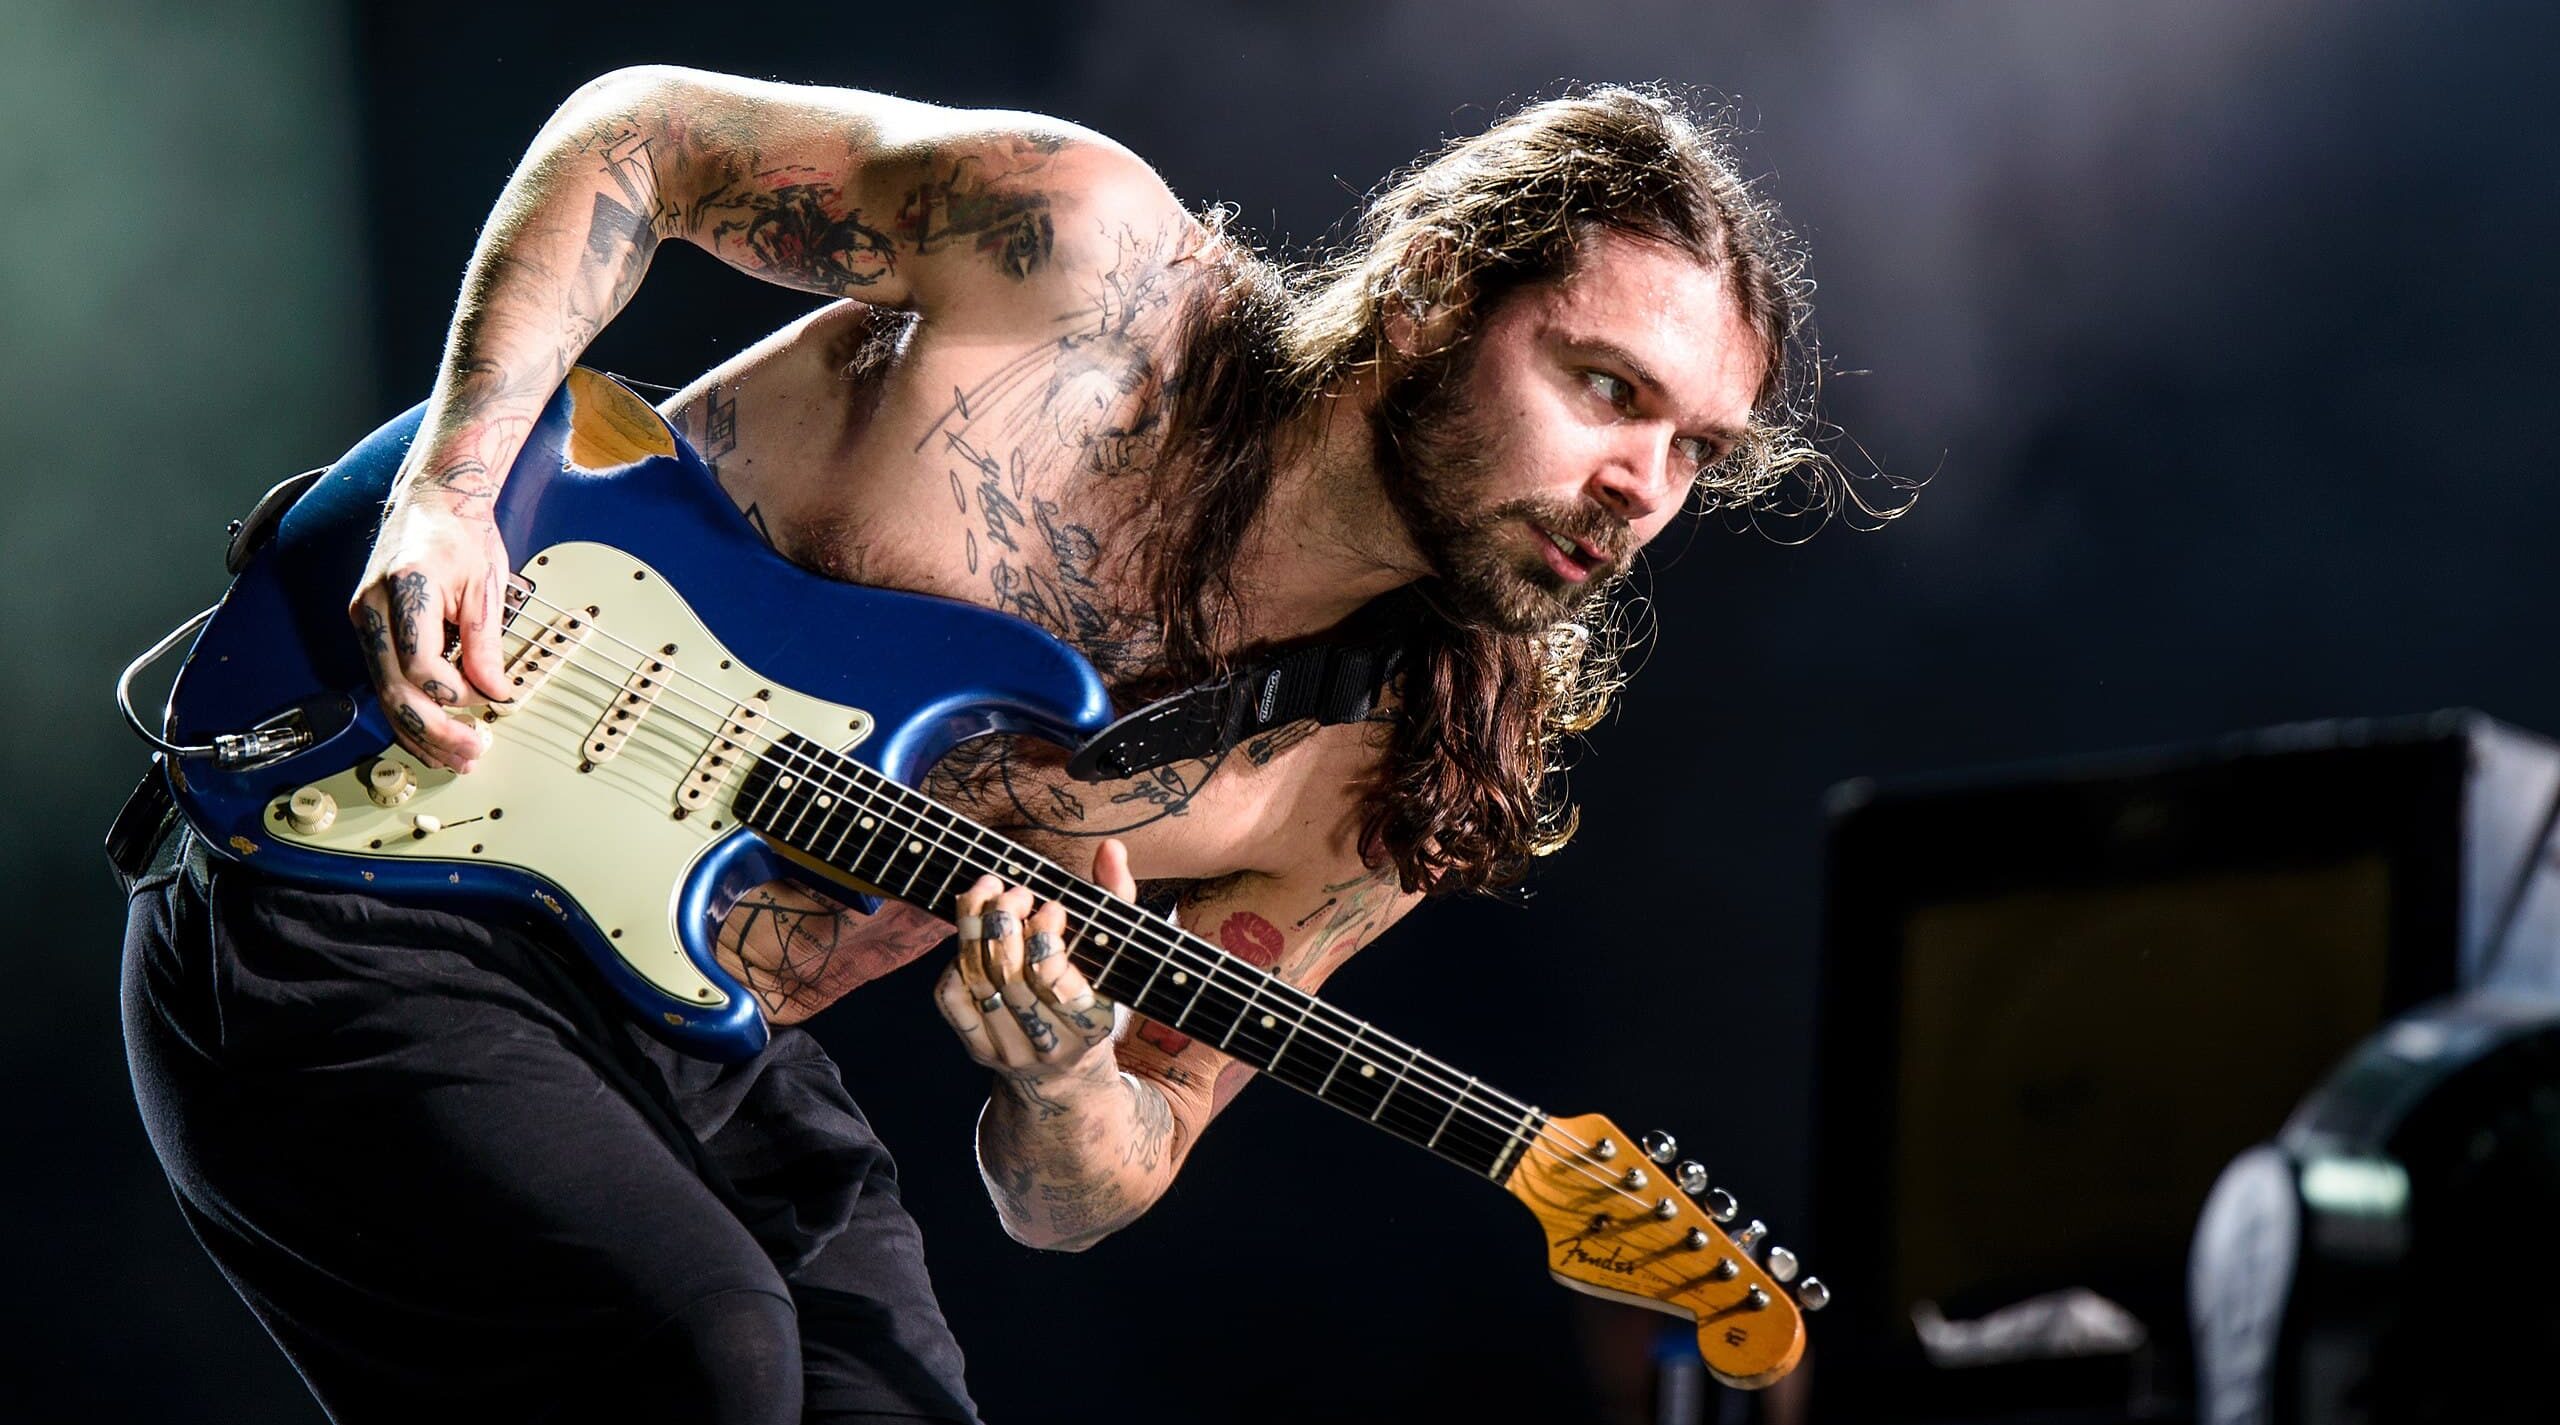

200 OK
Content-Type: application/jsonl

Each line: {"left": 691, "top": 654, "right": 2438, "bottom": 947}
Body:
{"left": 349, "top": 64, "right": 1177, "bottom": 769}
{"left": 967, "top": 846, "right": 1422, "bottom": 1251}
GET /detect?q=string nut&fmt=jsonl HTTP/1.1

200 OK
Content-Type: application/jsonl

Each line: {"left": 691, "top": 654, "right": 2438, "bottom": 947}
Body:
{"left": 1675, "top": 1160, "right": 1709, "bottom": 1195}
{"left": 1797, "top": 1277, "right": 1831, "bottom": 1312}
{"left": 1641, "top": 1130, "right": 1678, "bottom": 1165}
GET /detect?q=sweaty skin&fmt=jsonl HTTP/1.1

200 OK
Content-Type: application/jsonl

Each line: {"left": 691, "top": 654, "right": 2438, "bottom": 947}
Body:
{"left": 348, "top": 66, "right": 1759, "bottom": 1251}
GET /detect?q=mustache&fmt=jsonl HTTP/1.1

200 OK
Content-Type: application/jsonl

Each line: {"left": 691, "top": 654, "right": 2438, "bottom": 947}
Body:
{"left": 1507, "top": 498, "right": 1633, "bottom": 569}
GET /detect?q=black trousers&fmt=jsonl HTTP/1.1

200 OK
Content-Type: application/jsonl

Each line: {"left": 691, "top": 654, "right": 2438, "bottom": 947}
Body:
{"left": 120, "top": 839, "right": 980, "bottom": 1424}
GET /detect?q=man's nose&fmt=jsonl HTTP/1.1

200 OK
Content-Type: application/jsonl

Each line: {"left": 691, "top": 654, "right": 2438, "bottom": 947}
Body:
{"left": 1589, "top": 428, "right": 1678, "bottom": 523}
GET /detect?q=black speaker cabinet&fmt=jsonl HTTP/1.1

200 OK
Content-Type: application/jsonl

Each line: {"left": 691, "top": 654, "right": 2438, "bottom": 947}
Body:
{"left": 1805, "top": 711, "right": 2560, "bottom": 1423}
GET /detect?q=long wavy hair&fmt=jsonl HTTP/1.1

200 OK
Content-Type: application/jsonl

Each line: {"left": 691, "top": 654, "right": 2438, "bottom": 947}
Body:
{"left": 1130, "top": 85, "right": 1878, "bottom": 896}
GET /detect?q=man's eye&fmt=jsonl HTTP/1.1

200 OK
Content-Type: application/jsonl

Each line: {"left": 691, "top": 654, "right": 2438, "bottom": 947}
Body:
{"left": 1675, "top": 436, "right": 1716, "bottom": 471}
{"left": 1582, "top": 370, "right": 1633, "bottom": 408}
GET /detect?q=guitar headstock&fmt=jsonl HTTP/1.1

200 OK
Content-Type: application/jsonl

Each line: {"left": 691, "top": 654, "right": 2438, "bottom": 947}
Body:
{"left": 1503, "top": 1111, "right": 1823, "bottom": 1389}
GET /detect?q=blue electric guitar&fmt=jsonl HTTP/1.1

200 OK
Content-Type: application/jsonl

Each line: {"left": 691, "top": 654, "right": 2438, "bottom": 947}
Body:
{"left": 140, "top": 368, "right": 1820, "bottom": 1385}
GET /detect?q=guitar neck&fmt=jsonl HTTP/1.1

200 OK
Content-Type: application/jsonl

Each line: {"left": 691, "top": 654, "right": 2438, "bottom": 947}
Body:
{"left": 734, "top": 734, "right": 1545, "bottom": 1181}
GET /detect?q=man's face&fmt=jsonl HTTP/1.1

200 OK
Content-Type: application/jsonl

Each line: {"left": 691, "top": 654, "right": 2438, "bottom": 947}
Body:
{"left": 1373, "top": 228, "right": 1766, "bottom": 633}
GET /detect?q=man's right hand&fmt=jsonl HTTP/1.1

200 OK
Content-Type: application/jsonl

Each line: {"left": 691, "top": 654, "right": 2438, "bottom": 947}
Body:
{"left": 347, "top": 475, "right": 515, "bottom": 773}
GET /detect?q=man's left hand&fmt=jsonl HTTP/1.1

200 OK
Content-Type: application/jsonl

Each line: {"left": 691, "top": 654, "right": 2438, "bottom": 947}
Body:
{"left": 934, "top": 838, "right": 1135, "bottom": 1078}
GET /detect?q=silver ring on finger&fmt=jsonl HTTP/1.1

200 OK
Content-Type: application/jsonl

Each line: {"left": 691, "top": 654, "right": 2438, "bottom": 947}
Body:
{"left": 978, "top": 991, "right": 1005, "bottom": 1013}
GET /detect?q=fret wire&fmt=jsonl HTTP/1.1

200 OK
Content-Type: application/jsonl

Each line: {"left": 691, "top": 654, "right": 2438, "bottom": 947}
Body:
{"left": 1427, "top": 1077, "right": 1478, "bottom": 1153}
{"left": 1221, "top": 969, "right": 1267, "bottom": 1052}
{"left": 1318, "top": 1022, "right": 1368, "bottom": 1098}
{"left": 1368, "top": 1045, "right": 1416, "bottom": 1124}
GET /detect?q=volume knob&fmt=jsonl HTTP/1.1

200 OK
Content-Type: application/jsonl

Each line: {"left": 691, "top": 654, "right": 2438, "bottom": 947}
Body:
{"left": 366, "top": 758, "right": 417, "bottom": 807}
{"left": 285, "top": 786, "right": 337, "bottom": 834}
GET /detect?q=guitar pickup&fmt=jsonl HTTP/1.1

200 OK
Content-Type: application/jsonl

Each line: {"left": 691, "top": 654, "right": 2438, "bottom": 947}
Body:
{"left": 676, "top": 701, "right": 768, "bottom": 818}
{"left": 494, "top": 609, "right": 590, "bottom": 713}
{"left": 584, "top": 654, "right": 669, "bottom": 765}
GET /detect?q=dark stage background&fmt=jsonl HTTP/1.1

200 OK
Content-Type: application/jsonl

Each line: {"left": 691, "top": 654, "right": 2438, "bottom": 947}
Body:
{"left": 11, "top": 1, "right": 2560, "bottom": 1420}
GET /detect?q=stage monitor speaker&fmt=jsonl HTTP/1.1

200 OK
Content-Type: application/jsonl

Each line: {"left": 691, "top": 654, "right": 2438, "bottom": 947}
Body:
{"left": 1805, "top": 711, "right": 2560, "bottom": 1424}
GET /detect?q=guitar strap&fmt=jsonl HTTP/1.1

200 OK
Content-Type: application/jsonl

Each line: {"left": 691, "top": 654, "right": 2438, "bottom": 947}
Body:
{"left": 1064, "top": 599, "right": 1417, "bottom": 784}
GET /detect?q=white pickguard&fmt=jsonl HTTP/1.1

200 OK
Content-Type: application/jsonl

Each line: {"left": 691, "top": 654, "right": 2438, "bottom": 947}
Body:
{"left": 265, "top": 540, "right": 873, "bottom": 1012}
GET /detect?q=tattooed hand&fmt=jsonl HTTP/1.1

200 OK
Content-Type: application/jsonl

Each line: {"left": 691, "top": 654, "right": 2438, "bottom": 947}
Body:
{"left": 347, "top": 435, "right": 521, "bottom": 771}
{"left": 935, "top": 838, "right": 1135, "bottom": 1082}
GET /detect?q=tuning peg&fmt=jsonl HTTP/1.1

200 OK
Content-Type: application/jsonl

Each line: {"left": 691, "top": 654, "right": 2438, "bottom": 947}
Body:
{"left": 1641, "top": 1130, "right": 1678, "bottom": 1165}
{"left": 1675, "top": 1160, "right": 1709, "bottom": 1195}
{"left": 1705, "top": 1188, "right": 1739, "bottom": 1223}
{"left": 1652, "top": 1198, "right": 1678, "bottom": 1220}
{"left": 1621, "top": 1166, "right": 1649, "bottom": 1191}
{"left": 1592, "top": 1136, "right": 1618, "bottom": 1161}
{"left": 1734, "top": 1219, "right": 1768, "bottom": 1254}
{"left": 1765, "top": 1246, "right": 1800, "bottom": 1283}
{"left": 1796, "top": 1277, "right": 1830, "bottom": 1312}
{"left": 1684, "top": 1227, "right": 1711, "bottom": 1250}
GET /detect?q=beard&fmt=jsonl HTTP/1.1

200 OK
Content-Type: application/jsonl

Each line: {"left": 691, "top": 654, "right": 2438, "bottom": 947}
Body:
{"left": 1370, "top": 336, "right": 1625, "bottom": 635}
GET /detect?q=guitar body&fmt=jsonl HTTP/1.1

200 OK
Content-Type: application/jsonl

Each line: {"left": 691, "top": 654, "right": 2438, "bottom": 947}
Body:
{"left": 164, "top": 370, "right": 1114, "bottom": 1062}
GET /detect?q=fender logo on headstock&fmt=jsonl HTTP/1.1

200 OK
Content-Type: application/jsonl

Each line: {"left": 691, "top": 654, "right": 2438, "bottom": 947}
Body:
{"left": 1557, "top": 1236, "right": 1639, "bottom": 1276}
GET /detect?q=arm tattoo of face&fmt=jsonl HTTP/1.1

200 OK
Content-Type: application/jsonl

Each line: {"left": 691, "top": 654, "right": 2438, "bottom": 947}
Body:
{"left": 890, "top": 152, "right": 1056, "bottom": 281}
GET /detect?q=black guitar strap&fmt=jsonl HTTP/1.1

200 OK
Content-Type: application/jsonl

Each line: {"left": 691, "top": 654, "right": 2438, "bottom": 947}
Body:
{"left": 1065, "top": 611, "right": 1415, "bottom": 784}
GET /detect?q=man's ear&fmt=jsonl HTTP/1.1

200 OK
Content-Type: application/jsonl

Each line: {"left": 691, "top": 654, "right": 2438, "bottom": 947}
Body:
{"left": 1380, "top": 229, "right": 1470, "bottom": 358}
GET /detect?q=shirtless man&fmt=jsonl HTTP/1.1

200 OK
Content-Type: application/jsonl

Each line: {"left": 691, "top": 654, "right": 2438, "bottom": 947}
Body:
{"left": 124, "top": 64, "right": 1818, "bottom": 1424}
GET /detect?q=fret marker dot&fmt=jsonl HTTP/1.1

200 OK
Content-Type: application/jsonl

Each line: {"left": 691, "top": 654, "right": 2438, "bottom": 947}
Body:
{"left": 1259, "top": 1014, "right": 1276, "bottom": 1029}
{"left": 1359, "top": 1064, "right": 1375, "bottom": 1078}
{"left": 858, "top": 816, "right": 875, "bottom": 829}
{"left": 1096, "top": 934, "right": 1111, "bottom": 946}
{"left": 907, "top": 840, "right": 923, "bottom": 853}
{"left": 779, "top": 776, "right": 795, "bottom": 788}
{"left": 1171, "top": 972, "right": 1189, "bottom": 986}
{"left": 816, "top": 795, "right": 832, "bottom": 807}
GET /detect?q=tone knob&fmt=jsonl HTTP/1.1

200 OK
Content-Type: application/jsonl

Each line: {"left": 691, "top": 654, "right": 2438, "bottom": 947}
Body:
{"left": 1766, "top": 1246, "right": 1800, "bottom": 1282}
{"left": 1641, "top": 1130, "right": 1678, "bottom": 1165}
{"left": 1675, "top": 1160, "right": 1710, "bottom": 1195}
{"left": 1705, "top": 1188, "right": 1739, "bottom": 1223}
{"left": 285, "top": 786, "right": 337, "bottom": 834}
{"left": 365, "top": 758, "right": 416, "bottom": 807}
{"left": 1797, "top": 1277, "right": 1831, "bottom": 1312}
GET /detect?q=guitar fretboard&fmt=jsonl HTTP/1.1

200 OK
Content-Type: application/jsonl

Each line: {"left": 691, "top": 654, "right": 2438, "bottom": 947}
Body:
{"left": 734, "top": 733, "right": 1543, "bottom": 1181}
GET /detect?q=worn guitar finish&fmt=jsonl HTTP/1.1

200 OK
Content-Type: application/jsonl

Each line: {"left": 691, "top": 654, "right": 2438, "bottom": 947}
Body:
{"left": 158, "top": 369, "right": 1813, "bottom": 1384}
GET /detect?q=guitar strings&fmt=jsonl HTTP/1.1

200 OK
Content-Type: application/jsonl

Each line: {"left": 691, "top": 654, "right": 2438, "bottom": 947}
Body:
{"left": 486, "top": 590, "right": 1682, "bottom": 1211}
{"left": 487, "top": 593, "right": 1670, "bottom": 1205}
{"left": 481, "top": 591, "right": 1695, "bottom": 1214}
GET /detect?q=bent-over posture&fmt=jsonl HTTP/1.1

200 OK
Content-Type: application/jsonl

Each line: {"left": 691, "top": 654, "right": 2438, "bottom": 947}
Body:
{"left": 123, "top": 65, "right": 1827, "bottom": 1424}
